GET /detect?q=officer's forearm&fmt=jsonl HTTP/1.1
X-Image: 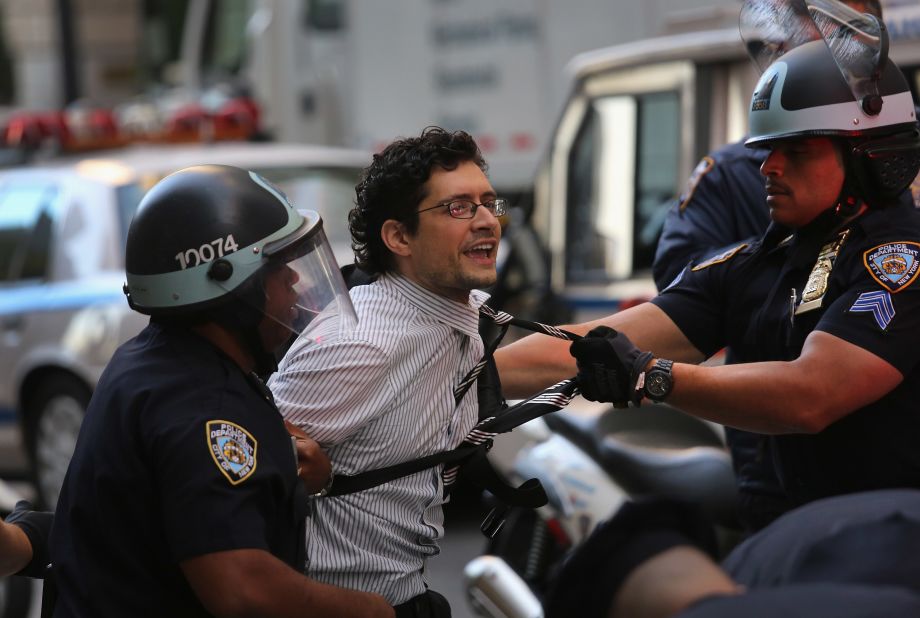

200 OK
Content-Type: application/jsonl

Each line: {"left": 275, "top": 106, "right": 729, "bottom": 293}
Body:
{"left": 182, "top": 549, "right": 394, "bottom": 618}
{"left": 611, "top": 546, "right": 741, "bottom": 618}
{"left": 664, "top": 332, "right": 902, "bottom": 434}
{"left": 495, "top": 303, "right": 703, "bottom": 399}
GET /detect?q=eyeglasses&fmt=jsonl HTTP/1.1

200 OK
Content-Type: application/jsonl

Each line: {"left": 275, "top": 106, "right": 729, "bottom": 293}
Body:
{"left": 417, "top": 198, "right": 508, "bottom": 220}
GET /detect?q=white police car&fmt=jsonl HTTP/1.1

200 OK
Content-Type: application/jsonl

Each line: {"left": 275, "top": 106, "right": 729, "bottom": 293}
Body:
{"left": 0, "top": 142, "right": 370, "bottom": 507}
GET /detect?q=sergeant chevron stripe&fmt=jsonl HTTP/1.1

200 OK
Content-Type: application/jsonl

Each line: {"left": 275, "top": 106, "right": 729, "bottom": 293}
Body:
{"left": 850, "top": 290, "right": 895, "bottom": 330}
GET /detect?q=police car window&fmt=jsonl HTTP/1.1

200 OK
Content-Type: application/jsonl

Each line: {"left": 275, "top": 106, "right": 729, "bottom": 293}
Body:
{"left": 0, "top": 183, "right": 60, "bottom": 282}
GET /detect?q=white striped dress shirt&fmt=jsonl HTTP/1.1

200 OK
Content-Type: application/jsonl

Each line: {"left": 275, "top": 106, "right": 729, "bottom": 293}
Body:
{"left": 268, "top": 273, "right": 486, "bottom": 604}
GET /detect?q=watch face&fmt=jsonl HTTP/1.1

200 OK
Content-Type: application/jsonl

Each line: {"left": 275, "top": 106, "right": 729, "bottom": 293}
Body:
{"left": 646, "top": 371, "right": 671, "bottom": 398}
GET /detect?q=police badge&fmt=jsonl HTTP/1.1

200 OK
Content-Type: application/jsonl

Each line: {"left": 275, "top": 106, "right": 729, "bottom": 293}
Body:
{"left": 863, "top": 241, "right": 920, "bottom": 293}
{"left": 207, "top": 420, "right": 258, "bottom": 485}
{"left": 795, "top": 229, "right": 851, "bottom": 315}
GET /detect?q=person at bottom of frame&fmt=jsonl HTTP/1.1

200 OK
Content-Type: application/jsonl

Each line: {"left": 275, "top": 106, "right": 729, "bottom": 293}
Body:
{"left": 543, "top": 489, "right": 920, "bottom": 618}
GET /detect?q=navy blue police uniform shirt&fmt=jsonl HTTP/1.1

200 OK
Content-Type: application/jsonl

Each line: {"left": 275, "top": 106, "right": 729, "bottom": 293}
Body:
{"left": 653, "top": 140, "right": 770, "bottom": 291}
{"left": 653, "top": 199, "right": 920, "bottom": 515}
{"left": 51, "top": 321, "right": 308, "bottom": 618}
{"left": 676, "top": 489, "right": 920, "bottom": 617}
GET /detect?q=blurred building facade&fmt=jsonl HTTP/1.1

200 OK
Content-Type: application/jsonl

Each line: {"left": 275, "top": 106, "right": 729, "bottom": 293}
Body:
{"left": 0, "top": 0, "right": 917, "bottom": 191}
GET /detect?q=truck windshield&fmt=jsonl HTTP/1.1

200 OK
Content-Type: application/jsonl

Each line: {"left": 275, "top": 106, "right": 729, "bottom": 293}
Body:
{"left": 565, "top": 90, "right": 680, "bottom": 283}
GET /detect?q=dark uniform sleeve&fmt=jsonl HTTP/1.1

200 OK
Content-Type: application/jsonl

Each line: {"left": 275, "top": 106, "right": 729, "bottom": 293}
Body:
{"left": 677, "top": 584, "right": 920, "bottom": 618}
{"left": 650, "top": 246, "right": 745, "bottom": 359}
{"left": 149, "top": 387, "right": 297, "bottom": 563}
{"left": 814, "top": 243, "right": 920, "bottom": 377}
{"left": 653, "top": 143, "right": 770, "bottom": 291}
{"left": 721, "top": 489, "right": 920, "bottom": 592}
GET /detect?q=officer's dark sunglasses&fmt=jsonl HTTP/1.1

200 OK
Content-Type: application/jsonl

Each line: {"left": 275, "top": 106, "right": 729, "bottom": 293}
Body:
{"left": 417, "top": 198, "right": 508, "bottom": 220}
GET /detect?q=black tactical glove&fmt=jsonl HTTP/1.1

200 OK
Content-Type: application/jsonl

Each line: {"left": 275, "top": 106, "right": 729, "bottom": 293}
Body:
{"left": 543, "top": 497, "right": 719, "bottom": 618}
{"left": 5, "top": 499, "right": 53, "bottom": 578}
{"left": 570, "top": 325, "right": 653, "bottom": 406}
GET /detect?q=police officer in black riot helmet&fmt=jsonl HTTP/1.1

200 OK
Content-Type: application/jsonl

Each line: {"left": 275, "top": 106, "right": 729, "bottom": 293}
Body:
{"left": 652, "top": 0, "right": 900, "bottom": 533}
{"left": 51, "top": 165, "right": 394, "bottom": 618}
{"left": 496, "top": 0, "right": 920, "bottom": 531}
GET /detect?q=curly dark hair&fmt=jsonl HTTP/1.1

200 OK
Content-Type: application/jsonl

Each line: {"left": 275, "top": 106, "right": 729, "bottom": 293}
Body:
{"left": 349, "top": 126, "right": 486, "bottom": 276}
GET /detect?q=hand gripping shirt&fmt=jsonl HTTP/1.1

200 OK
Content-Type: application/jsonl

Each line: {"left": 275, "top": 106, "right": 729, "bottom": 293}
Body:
{"left": 269, "top": 273, "right": 486, "bottom": 604}
{"left": 51, "top": 322, "right": 306, "bottom": 618}
{"left": 652, "top": 201, "right": 920, "bottom": 511}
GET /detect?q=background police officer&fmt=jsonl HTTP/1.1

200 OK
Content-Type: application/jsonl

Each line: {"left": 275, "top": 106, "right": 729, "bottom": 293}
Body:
{"left": 50, "top": 165, "right": 393, "bottom": 617}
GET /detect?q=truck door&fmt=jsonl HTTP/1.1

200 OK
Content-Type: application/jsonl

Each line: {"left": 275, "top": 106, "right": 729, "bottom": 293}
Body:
{"left": 538, "top": 61, "right": 694, "bottom": 320}
{"left": 532, "top": 38, "right": 757, "bottom": 323}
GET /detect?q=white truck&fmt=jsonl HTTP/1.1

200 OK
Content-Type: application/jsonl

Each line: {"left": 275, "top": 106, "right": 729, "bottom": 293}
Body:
{"left": 183, "top": 0, "right": 741, "bottom": 194}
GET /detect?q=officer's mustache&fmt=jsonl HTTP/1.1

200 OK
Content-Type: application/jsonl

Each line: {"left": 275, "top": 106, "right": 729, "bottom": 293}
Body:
{"left": 765, "top": 180, "right": 792, "bottom": 195}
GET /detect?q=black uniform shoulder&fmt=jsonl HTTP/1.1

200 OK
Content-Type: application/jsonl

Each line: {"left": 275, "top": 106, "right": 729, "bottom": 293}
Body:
{"left": 844, "top": 203, "right": 920, "bottom": 294}
{"left": 855, "top": 199, "right": 920, "bottom": 241}
{"left": 688, "top": 237, "right": 761, "bottom": 273}
{"left": 708, "top": 139, "right": 767, "bottom": 168}
{"left": 677, "top": 140, "right": 767, "bottom": 211}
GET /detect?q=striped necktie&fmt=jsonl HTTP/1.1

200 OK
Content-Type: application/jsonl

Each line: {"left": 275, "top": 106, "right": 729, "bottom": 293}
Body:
{"left": 443, "top": 305, "right": 581, "bottom": 488}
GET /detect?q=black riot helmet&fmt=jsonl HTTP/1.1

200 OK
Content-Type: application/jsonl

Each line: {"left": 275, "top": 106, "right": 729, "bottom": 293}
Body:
{"left": 124, "top": 165, "right": 356, "bottom": 363}
{"left": 742, "top": 0, "right": 920, "bottom": 206}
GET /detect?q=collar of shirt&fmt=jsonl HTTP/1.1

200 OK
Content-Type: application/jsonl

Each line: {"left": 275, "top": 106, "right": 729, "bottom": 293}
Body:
{"left": 379, "top": 273, "right": 489, "bottom": 340}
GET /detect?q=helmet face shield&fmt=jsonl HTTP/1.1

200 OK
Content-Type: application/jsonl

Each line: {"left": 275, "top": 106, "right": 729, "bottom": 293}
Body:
{"left": 740, "top": 0, "right": 821, "bottom": 72}
{"left": 216, "top": 210, "right": 357, "bottom": 339}
{"left": 742, "top": 0, "right": 917, "bottom": 150}
{"left": 741, "top": 0, "right": 889, "bottom": 114}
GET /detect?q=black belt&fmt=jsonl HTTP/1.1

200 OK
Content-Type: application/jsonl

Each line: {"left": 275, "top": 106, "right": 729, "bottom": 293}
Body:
{"left": 393, "top": 589, "right": 452, "bottom": 618}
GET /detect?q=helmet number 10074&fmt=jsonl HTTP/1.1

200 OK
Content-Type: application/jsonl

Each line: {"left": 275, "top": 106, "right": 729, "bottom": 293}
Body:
{"left": 175, "top": 235, "right": 240, "bottom": 270}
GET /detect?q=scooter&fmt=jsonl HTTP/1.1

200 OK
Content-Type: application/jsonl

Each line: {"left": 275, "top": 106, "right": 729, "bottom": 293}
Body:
{"left": 465, "top": 397, "right": 739, "bottom": 617}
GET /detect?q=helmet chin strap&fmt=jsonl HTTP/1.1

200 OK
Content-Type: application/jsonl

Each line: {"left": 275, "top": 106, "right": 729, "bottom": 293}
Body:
{"left": 244, "top": 327, "right": 279, "bottom": 380}
{"left": 211, "top": 272, "right": 280, "bottom": 379}
{"left": 835, "top": 143, "right": 870, "bottom": 219}
{"left": 834, "top": 180, "right": 864, "bottom": 219}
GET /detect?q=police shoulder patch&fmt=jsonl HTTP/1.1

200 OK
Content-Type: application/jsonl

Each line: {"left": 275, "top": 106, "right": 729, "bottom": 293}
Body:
{"left": 206, "top": 420, "right": 258, "bottom": 485}
{"left": 691, "top": 243, "right": 748, "bottom": 272}
{"left": 678, "top": 156, "right": 715, "bottom": 211}
{"left": 863, "top": 241, "right": 920, "bottom": 293}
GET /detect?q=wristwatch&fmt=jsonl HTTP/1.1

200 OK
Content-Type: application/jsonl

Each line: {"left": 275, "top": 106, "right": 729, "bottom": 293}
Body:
{"left": 643, "top": 359, "right": 674, "bottom": 402}
{"left": 311, "top": 469, "right": 335, "bottom": 498}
